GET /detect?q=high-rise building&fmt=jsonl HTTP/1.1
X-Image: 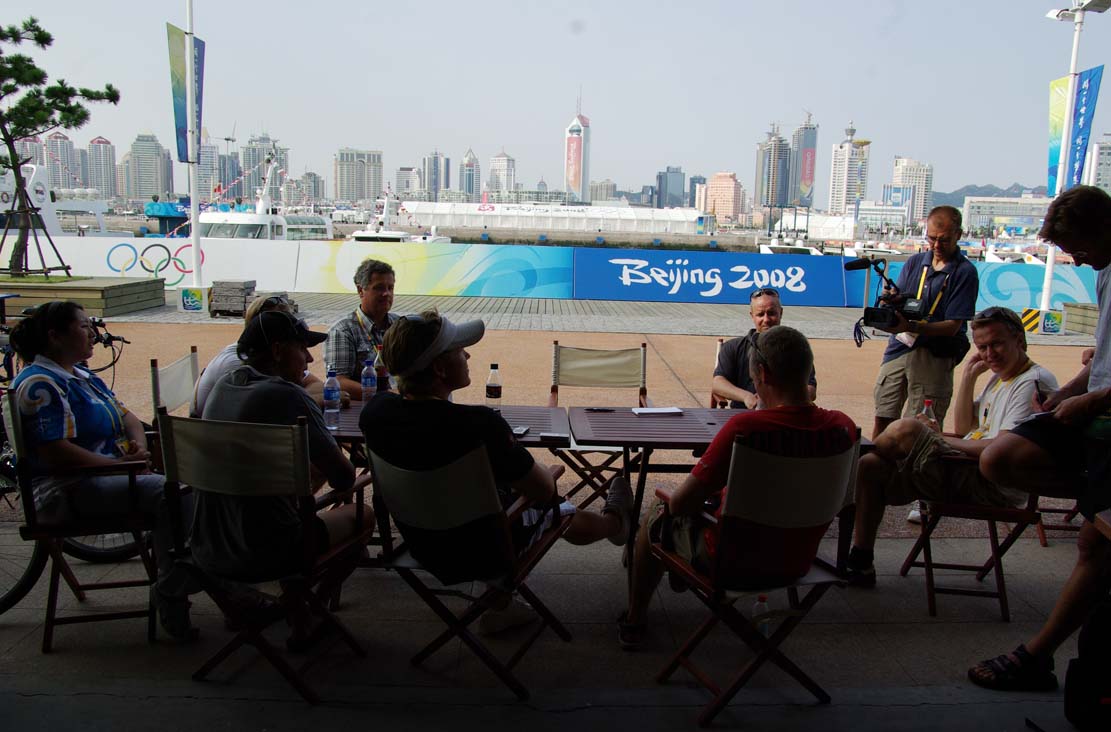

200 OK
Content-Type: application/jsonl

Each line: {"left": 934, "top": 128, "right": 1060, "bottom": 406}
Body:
{"left": 590, "top": 179, "right": 617, "bottom": 202}
{"left": 198, "top": 137, "right": 220, "bottom": 202}
{"left": 1087, "top": 133, "right": 1111, "bottom": 195}
{"left": 654, "top": 166, "right": 686, "bottom": 208}
{"left": 14, "top": 136, "right": 44, "bottom": 167}
{"left": 240, "top": 133, "right": 289, "bottom": 202}
{"left": 564, "top": 110, "right": 591, "bottom": 202}
{"left": 421, "top": 150, "right": 450, "bottom": 201}
{"left": 536, "top": 178, "right": 548, "bottom": 193}
{"left": 301, "top": 172, "right": 327, "bottom": 202}
{"left": 754, "top": 124, "right": 791, "bottom": 208}
{"left": 458, "top": 148, "right": 481, "bottom": 203}
{"left": 44, "top": 131, "right": 77, "bottom": 189}
{"left": 334, "top": 148, "right": 384, "bottom": 203}
{"left": 700, "top": 172, "right": 744, "bottom": 222}
{"left": 488, "top": 150, "right": 516, "bottom": 193}
{"left": 688, "top": 175, "right": 706, "bottom": 207}
{"left": 127, "top": 133, "right": 168, "bottom": 201}
{"left": 76, "top": 148, "right": 90, "bottom": 187}
{"left": 86, "top": 136, "right": 117, "bottom": 198}
{"left": 161, "top": 149, "right": 175, "bottom": 196}
{"left": 395, "top": 166, "right": 422, "bottom": 196}
{"left": 116, "top": 153, "right": 130, "bottom": 200}
{"left": 828, "top": 121, "right": 870, "bottom": 215}
{"left": 891, "top": 156, "right": 934, "bottom": 222}
{"left": 788, "top": 114, "right": 818, "bottom": 207}
{"left": 218, "top": 152, "right": 243, "bottom": 200}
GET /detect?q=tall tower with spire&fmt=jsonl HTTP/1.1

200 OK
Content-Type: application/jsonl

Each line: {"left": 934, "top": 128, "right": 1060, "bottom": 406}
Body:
{"left": 828, "top": 120, "right": 870, "bottom": 215}
{"left": 563, "top": 93, "right": 591, "bottom": 203}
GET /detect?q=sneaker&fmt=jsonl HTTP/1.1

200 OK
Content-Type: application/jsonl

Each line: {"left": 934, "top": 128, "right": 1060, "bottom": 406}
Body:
{"left": 604, "top": 476, "right": 634, "bottom": 546}
{"left": 907, "top": 504, "right": 923, "bottom": 524}
{"left": 845, "top": 564, "right": 877, "bottom": 588}
{"left": 478, "top": 596, "right": 536, "bottom": 636}
{"left": 152, "top": 585, "right": 198, "bottom": 642}
{"left": 617, "top": 611, "right": 646, "bottom": 651}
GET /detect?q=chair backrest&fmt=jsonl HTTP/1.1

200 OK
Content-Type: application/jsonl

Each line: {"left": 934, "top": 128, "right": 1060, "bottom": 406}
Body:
{"left": 550, "top": 340, "right": 648, "bottom": 406}
{"left": 156, "top": 410, "right": 312, "bottom": 498}
{"left": 151, "top": 346, "right": 199, "bottom": 416}
{"left": 368, "top": 445, "right": 515, "bottom": 584}
{"left": 713, "top": 428, "right": 860, "bottom": 589}
{"left": 2, "top": 389, "right": 38, "bottom": 527}
{"left": 710, "top": 337, "right": 725, "bottom": 408}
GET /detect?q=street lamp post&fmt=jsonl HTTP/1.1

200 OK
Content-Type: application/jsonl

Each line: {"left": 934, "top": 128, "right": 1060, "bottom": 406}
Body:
{"left": 1041, "top": 1, "right": 1111, "bottom": 314}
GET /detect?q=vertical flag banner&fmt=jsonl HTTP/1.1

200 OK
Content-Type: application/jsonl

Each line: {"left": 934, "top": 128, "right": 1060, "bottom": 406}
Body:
{"left": 166, "top": 23, "right": 205, "bottom": 164}
{"left": 1047, "top": 75, "right": 1069, "bottom": 196}
{"left": 797, "top": 127, "right": 817, "bottom": 208}
{"left": 1067, "top": 65, "right": 1103, "bottom": 190}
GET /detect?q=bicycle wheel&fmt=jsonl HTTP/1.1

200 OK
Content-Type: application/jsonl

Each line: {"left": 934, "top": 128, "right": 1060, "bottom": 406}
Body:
{"left": 61, "top": 533, "right": 140, "bottom": 563}
{"left": 0, "top": 486, "right": 47, "bottom": 614}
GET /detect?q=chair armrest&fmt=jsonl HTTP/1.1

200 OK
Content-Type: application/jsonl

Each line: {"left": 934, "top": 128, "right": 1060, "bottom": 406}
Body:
{"left": 506, "top": 495, "right": 534, "bottom": 523}
{"left": 52, "top": 459, "right": 148, "bottom": 478}
{"left": 547, "top": 387, "right": 558, "bottom": 409}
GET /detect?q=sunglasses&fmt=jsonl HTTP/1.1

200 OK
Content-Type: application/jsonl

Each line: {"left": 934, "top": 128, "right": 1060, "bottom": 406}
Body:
{"left": 973, "top": 307, "right": 1023, "bottom": 331}
{"left": 749, "top": 288, "right": 780, "bottom": 301}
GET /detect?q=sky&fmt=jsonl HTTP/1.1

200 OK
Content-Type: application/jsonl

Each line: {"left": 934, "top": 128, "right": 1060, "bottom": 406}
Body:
{"left": 10, "top": 0, "right": 1111, "bottom": 204}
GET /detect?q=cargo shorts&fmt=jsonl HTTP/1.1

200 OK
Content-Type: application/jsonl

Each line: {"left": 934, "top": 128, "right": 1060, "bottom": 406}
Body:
{"left": 874, "top": 347, "right": 958, "bottom": 423}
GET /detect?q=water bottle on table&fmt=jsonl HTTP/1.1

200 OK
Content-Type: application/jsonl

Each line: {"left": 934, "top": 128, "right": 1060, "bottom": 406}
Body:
{"left": 323, "top": 368, "right": 341, "bottom": 430}
{"left": 360, "top": 358, "right": 376, "bottom": 402}
{"left": 916, "top": 398, "right": 939, "bottom": 432}
{"left": 486, "top": 363, "right": 502, "bottom": 408}
{"left": 373, "top": 345, "right": 390, "bottom": 394}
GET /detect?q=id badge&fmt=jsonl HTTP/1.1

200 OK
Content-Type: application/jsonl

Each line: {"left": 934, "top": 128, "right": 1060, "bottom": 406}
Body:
{"left": 115, "top": 436, "right": 134, "bottom": 456}
{"left": 896, "top": 331, "right": 918, "bottom": 348}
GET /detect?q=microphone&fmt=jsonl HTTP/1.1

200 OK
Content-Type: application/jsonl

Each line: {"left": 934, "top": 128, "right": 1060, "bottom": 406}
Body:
{"left": 844, "top": 257, "right": 884, "bottom": 271}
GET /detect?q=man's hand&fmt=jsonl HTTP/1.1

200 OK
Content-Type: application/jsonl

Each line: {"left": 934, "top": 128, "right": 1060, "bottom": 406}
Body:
{"left": 877, "top": 310, "right": 911, "bottom": 335}
{"left": 742, "top": 392, "right": 759, "bottom": 410}
{"left": 963, "top": 351, "right": 990, "bottom": 380}
{"left": 1053, "top": 392, "right": 1101, "bottom": 425}
{"left": 1082, "top": 347, "right": 1096, "bottom": 366}
{"left": 1035, "top": 387, "right": 1064, "bottom": 413}
{"left": 340, "top": 390, "right": 352, "bottom": 408}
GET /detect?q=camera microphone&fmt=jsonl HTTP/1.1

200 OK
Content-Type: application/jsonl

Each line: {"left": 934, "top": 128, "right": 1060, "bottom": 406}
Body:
{"left": 844, "top": 257, "right": 884, "bottom": 271}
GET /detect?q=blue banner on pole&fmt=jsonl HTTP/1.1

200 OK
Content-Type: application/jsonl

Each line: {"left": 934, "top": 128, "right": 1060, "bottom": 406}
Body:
{"left": 1067, "top": 65, "right": 1103, "bottom": 191}
{"left": 166, "top": 23, "right": 205, "bottom": 163}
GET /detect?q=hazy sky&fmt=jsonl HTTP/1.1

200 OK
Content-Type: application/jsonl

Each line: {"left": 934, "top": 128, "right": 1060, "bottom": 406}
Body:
{"left": 13, "top": 1, "right": 1111, "bottom": 202}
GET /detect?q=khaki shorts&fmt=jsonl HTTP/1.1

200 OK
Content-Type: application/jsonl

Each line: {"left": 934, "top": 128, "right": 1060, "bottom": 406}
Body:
{"left": 873, "top": 348, "right": 957, "bottom": 423}
{"left": 882, "top": 427, "right": 1026, "bottom": 508}
{"left": 648, "top": 504, "right": 712, "bottom": 573}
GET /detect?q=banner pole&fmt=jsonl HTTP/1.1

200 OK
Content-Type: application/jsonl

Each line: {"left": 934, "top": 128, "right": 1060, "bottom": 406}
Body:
{"left": 185, "top": 0, "right": 203, "bottom": 288}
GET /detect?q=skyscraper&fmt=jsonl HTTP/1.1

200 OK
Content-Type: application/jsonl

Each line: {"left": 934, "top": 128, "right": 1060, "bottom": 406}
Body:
{"left": 395, "top": 167, "right": 422, "bottom": 195}
{"left": 127, "top": 133, "right": 168, "bottom": 201}
{"left": 654, "top": 166, "right": 686, "bottom": 208}
{"left": 86, "top": 136, "right": 117, "bottom": 198}
{"left": 218, "top": 153, "right": 243, "bottom": 200}
{"left": 240, "top": 133, "right": 289, "bottom": 202}
{"left": 828, "top": 121, "right": 870, "bottom": 215}
{"left": 701, "top": 172, "right": 744, "bottom": 222}
{"left": 788, "top": 114, "right": 818, "bottom": 207}
{"left": 488, "top": 151, "right": 516, "bottom": 193}
{"left": 161, "top": 149, "right": 175, "bottom": 196}
{"left": 891, "top": 156, "right": 934, "bottom": 222}
{"left": 564, "top": 108, "right": 591, "bottom": 202}
{"left": 115, "top": 152, "right": 130, "bottom": 200}
{"left": 421, "top": 150, "right": 450, "bottom": 201}
{"left": 198, "top": 137, "right": 220, "bottom": 202}
{"left": 334, "top": 148, "right": 384, "bottom": 203}
{"left": 688, "top": 175, "right": 706, "bottom": 207}
{"left": 45, "top": 131, "right": 77, "bottom": 189}
{"left": 1091, "top": 133, "right": 1111, "bottom": 195}
{"left": 301, "top": 172, "right": 326, "bottom": 202}
{"left": 76, "top": 149, "right": 90, "bottom": 187}
{"left": 14, "top": 136, "right": 44, "bottom": 167}
{"left": 459, "top": 148, "right": 481, "bottom": 203}
{"left": 754, "top": 124, "right": 791, "bottom": 208}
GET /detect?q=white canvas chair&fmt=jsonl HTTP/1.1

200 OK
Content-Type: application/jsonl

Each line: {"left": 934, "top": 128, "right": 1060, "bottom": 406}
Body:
{"left": 652, "top": 428, "right": 859, "bottom": 726}
{"left": 368, "top": 445, "right": 574, "bottom": 701}
{"left": 150, "top": 346, "right": 199, "bottom": 416}
{"left": 548, "top": 340, "right": 649, "bottom": 508}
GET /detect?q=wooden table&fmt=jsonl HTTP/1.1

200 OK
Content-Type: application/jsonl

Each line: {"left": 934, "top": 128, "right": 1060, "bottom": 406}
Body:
{"left": 1097, "top": 509, "right": 1111, "bottom": 541}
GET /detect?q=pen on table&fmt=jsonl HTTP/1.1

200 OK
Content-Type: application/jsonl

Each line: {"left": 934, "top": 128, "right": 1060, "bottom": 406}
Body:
{"left": 585, "top": 407, "right": 615, "bottom": 412}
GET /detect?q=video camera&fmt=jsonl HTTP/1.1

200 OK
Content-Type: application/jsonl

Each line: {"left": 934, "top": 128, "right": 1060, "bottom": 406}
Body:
{"left": 843, "top": 257, "right": 926, "bottom": 329}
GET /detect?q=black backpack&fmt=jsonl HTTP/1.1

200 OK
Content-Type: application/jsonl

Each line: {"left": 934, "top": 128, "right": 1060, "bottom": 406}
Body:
{"left": 1065, "top": 594, "right": 1111, "bottom": 730}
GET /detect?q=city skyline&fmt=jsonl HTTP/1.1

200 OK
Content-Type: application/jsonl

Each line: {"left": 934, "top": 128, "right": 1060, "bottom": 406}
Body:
{"left": 13, "top": 1, "right": 1111, "bottom": 205}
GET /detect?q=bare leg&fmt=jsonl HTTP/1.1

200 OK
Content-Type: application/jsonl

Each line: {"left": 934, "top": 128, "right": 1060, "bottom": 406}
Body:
{"left": 853, "top": 419, "right": 925, "bottom": 552}
{"left": 625, "top": 520, "right": 664, "bottom": 626}
{"left": 980, "top": 432, "right": 1078, "bottom": 499}
{"left": 873, "top": 416, "right": 896, "bottom": 440}
{"left": 562, "top": 510, "right": 622, "bottom": 545}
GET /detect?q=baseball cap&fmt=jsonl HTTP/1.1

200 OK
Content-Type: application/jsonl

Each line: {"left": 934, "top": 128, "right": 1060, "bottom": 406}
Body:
{"left": 238, "top": 310, "right": 327, "bottom": 354}
{"left": 392, "top": 315, "right": 485, "bottom": 377}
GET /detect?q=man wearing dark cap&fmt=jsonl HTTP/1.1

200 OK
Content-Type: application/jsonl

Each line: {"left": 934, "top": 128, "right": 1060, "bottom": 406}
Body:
{"left": 362, "top": 310, "right": 633, "bottom": 636}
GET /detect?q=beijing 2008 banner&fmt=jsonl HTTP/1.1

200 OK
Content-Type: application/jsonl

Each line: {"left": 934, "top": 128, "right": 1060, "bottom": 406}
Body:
{"left": 166, "top": 23, "right": 205, "bottom": 164}
{"left": 1047, "top": 75, "right": 1069, "bottom": 196}
{"left": 1067, "top": 65, "right": 1103, "bottom": 190}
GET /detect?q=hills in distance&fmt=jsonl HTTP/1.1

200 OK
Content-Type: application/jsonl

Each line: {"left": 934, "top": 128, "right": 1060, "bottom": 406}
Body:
{"left": 931, "top": 183, "right": 1048, "bottom": 208}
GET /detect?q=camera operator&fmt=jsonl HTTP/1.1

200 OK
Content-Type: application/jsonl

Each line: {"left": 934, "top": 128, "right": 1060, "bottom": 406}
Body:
{"left": 871, "top": 205, "right": 979, "bottom": 441}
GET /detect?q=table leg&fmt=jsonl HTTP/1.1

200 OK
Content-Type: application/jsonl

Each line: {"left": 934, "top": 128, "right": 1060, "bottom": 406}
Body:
{"left": 625, "top": 447, "right": 653, "bottom": 592}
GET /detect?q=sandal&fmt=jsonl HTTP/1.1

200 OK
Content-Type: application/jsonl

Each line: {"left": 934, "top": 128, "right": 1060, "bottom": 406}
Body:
{"left": 968, "top": 644, "right": 1058, "bottom": 691}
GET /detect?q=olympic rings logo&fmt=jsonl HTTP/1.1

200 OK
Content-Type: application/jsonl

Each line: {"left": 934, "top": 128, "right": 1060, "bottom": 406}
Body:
{"left": 106, "top": 242, "right": 206, "bottom": 287}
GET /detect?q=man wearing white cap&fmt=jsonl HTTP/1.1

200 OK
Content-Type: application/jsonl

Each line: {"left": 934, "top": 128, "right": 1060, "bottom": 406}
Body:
{"left": 361, "top": 309, "right": 633, "bottom": 635}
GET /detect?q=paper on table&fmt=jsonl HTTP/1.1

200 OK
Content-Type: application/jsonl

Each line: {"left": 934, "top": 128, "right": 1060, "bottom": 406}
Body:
{"left": 631, "top": 407, "right": 683, "bottom": 416}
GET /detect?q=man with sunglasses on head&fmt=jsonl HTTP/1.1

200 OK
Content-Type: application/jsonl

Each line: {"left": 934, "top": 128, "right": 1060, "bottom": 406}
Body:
{"left": 845, "top": 306, "right": 1057, "bottom": 588}
{"left": 967, "top": 185, "right": 1111, "bottom": 693}
{"left": 191, "top": 294, "right": 323, "bottom": 417}
{"left": 325, "top": 258, "right": 398, "bottom": 396}
{"left": 713, "top": 287, "right": 817, "bottom": 409}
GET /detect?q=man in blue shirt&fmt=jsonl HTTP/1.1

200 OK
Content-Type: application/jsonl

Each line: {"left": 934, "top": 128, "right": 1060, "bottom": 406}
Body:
{"left": 871, "top": 206, "right": 979, "bottom": 440}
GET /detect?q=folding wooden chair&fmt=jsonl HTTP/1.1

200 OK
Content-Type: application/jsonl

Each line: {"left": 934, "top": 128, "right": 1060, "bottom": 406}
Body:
{"left": 158, "top": 409, "right": 374, "bottom": 704}
{"left": 548, "top": 340, "right": 648, "bottom": 508}
{"left": 3, "top": 391, "right": 157, "bottom": 653}
{"left": 652, "top": 429, "right": 859, "bottom": 727}
{"left": 368, "top": 445, "right": 574, "bottom": 701}
{"left": 1035, "top": 497, "right": 1082, "bottom": 546}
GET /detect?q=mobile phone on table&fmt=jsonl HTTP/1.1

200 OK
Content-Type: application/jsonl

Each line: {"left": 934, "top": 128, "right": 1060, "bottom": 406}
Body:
{"left": 511, "top": 425, "right": 529, "bottom": 437}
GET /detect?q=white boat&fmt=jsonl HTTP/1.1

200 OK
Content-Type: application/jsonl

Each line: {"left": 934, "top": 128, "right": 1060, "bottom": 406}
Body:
{"left": 760, "top": 238, "right": 822, "bottom": 256}
{"left": 350, "top": 192, "right": 450, "bottom": 244}
{"left": 984, "top": 247, "right": 1045, "bottom": 265}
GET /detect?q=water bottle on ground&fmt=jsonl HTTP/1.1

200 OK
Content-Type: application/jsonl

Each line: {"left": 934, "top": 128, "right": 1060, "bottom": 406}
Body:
{"left": 360, "top": 359, "right": 376, "bottom": 402}
{"left": 486, "top": 363, "right": 502, "bottom": 408}
{"left": 917, "top": 398, "right": 940, "bottom": 432}
{"left": 323, "top": 368, "right": 341, "bottom": 430}
{"left": 373, "top": 346, "right": 390, "bottom": 394}
{"left": 752, "top": 594, "right": 770, "bottom": 638}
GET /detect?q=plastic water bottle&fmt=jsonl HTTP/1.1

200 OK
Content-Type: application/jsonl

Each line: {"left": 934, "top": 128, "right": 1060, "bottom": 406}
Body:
{"left": 486, "top": 363, "right": 502, "bottom": 408}
{"left": 917, "top": 398, "right": 940, "bottom": 432}
{"left": 752, "top": 594, "right": 770, "bottom": 638}
{"left": 360, "top": 359, "right": 376, "bottom": 402}
{"left": 373, "top": 346, "right": 390, "bottom": 394}
{"left": 323, "top": 369, "right": 341, "bottom": 430}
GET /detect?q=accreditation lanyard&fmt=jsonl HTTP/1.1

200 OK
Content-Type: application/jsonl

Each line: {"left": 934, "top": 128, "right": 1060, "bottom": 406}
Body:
{"left": 970, "top": 360, "right": 1035, "bottom": 439}
{"left": 353, "top": 308, "right": 383, "bottom": 348}
{"left": 915, "top": 265, "right": 950, "bottom": 319}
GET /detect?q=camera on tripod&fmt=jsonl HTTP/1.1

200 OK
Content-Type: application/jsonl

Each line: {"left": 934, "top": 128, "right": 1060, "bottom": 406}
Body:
{"left": 844, "top": 257, "right": 924, "bottom": 329}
